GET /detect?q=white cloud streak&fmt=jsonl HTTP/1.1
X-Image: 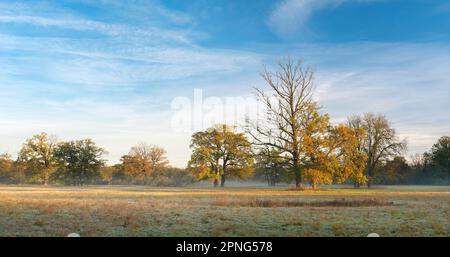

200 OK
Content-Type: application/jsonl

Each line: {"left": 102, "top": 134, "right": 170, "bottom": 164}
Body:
{"left": 267, "top": 0, "right": 381, "bottom": 38}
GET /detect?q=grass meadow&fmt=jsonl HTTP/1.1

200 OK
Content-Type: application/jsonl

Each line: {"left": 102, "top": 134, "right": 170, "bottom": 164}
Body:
{"left": 0, "top": 185, "right": 448, "bottom": 237}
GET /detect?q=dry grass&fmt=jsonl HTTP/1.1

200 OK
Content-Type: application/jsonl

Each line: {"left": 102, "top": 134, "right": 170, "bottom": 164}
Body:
{"left": 0, "top": 185, "right": 448, "bottom": 237}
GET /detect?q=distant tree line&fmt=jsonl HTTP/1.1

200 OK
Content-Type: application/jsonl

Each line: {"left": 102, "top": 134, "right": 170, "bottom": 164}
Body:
{"left": 0, "top": 128, "right": 447, "bottom": 188}
{"left": 0, "top": 58, "right": 448, "bottom": 187}
{"left": 0, "top": 134, "right": 194, "bottom": 186}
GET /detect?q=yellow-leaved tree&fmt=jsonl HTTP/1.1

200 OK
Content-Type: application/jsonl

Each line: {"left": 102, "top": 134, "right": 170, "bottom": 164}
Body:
{"left": 18, "top": 132, "right": 58, "bottom": 186}
{"left": 303, "top": 123, "right": 368, "bottom": 188}
{"left": 188, "top": 124, "right": 254, "bottom": 187}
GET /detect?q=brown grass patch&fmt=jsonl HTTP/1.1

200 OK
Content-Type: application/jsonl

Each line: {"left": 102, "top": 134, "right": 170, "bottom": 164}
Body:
{"left": 212, "top": 198, "right": 395, "bottom": 208}
{"left": 286, "top": 186, "right": 329, "bottom": 191}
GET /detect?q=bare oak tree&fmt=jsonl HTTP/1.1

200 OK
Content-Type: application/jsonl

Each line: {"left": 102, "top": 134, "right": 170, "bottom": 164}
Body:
{"left": 248, "top": 58, "right": 319, "bottom": 187}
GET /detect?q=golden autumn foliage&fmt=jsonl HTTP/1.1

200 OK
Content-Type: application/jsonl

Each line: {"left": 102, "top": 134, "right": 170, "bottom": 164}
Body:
{"left": 303, "top": 169, "right": 333, "bottom": 188}
{"left": 188, "top": 124, "right": 254, "bottom": 187}
{"left": 304, "top": 119, "right": 367, "bottom": 187}
{"left": 121, "top": 143, "right": 169, "bottom": 184}
{"left": 300, "top": 107, "right": 368, "bottom": 188}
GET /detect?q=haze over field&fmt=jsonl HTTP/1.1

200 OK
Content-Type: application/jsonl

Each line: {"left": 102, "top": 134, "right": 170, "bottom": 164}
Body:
{"left": 0, "top": 0, "right": 449, "bottom": 167}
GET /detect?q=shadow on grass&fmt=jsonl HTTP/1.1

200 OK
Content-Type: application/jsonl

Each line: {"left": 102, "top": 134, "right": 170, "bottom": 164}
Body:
{"left": 212, "top": 198, "right": 396, "bottom": 208}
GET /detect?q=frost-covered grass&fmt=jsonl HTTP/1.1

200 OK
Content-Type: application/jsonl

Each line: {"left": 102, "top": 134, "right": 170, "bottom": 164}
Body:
{"left": 0, "top": 185, "right": 448, "bottom": 236}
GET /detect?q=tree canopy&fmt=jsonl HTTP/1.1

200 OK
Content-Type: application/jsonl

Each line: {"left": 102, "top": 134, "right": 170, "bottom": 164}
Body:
{"left": 188, "top": 124, "right": 254, "bottom": 187}
{"left": 121, "top": 143, "right": 169, "bottom": 184}
{"left": 53, "top": 139, "right": 106, "bottom": 186}
{"left": 18, "top": 132, "right": 58, "bottom": 185}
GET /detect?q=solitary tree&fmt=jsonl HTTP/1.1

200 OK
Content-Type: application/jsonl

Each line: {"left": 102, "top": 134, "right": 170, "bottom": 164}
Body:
{"left": 248, "top": 58, "right": 369, "bottom": 188}
{"left": 248, "top": 58, "right": 330, "bottom": 187}
{"left": 121, "top": 143, "right": 169, "bottom": 184}
{"left": 18, "top": 132, "right": 58, "bottom": 186}
{"left": 188, "top": 124, "right": 254, "bottom": 187}
{"left": 348, "top": 113, "right": 407, "bottom": 187}
{"left": 54, "top": 139, "right": 106, "bottom": 186}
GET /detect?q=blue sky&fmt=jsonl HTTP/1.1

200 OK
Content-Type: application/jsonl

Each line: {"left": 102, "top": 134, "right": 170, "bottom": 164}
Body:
{"left": 0, "top": 0, "right": 449, "bottom": 166}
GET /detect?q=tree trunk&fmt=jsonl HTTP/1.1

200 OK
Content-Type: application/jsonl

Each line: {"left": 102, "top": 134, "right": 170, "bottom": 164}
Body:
{"left": 213, "top": 161, "right": 220, "bottom": 187}
{"left": 367, "top": 166, "right": 374, "bottom": 188}
{"left": 220, "top": 173, "right": 226, "bottom": 187}
{"left": 293, "top": 157, "right": 302, "bottom": 188}
{"left": 220, "top": 163, "right": 228, "bottom": 187}
{"left": 43, "top": 172, "right": 49, "bottom": 186}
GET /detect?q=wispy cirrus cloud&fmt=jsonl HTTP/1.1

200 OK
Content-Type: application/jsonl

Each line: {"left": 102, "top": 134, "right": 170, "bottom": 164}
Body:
{"left": 0, "top": 14, "right": 194, "bottom": 45}
{"left": 0, "top": 0, "right": 263, "bottom": 87}
{"left": 267, "top": 0, "right": 381, "bottom": 39}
